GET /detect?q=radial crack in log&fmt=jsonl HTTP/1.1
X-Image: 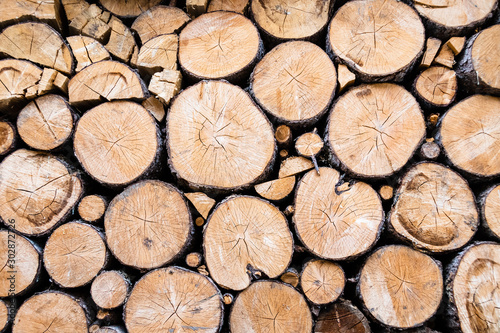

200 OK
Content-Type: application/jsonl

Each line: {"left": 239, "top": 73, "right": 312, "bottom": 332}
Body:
{"left": 91, "top": 271, "right": 130, "bottom": 310}
{"left": 67, "top": 36, "right": 110, "bottom": 72}
{"left": 0, "top": 0, "right": 63, "bottom": 31}
{"left": 204, "top": 195, "right": 293, "bottom": 290}
{"left": 301, "top": 259, "right": 345, "bottom": 305}
{"left": 131, "top": 5, "right": 190, "bottom": 44}
{"left": 414, "top": 66, "right": 457, "bottom": 108}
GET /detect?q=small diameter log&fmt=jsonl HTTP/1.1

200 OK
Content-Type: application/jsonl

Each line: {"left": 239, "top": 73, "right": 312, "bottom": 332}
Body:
{"left": 327, "top": 83, "right": 425, "bottom": 178}
{"left": 167, "top": 80, "right": 275, "bottom": 191}
{"left": 254, "top": 176, "right": 296, "bottom": 201}
{"left": 0, "top": 230, "right": 40, "bottom": 297}
{"left": 414, "top": 66, "right": 457, "bottom": 108}
{"left": 68, "top": 61, "right": 147, "bottom": 108}
{"left": 186, "top": 252, "right": 203, "bottom": 268}
{"left": 379, "top": 185, "right": 394, "bottom": 201}
{"left": 278, "top": 156, "right": 314, "bottom": 178}
{"left": 315, "top": 300, "right": 371, "bottom": 333}
{"left": 275, "top": 124, "right": 292, "bottom": 147}
{"left": 301, "top": 260, "right": 345, "bottom": 305}
{"left": 148, "top": 69, "right": 182, "bottom": 105}
{"left": 280, "top": 268, "right": 300, "bottom": 287}
{"left": 223, "top": 293, "right": 234, "bottom": 305}
{"left": 67, "top": 36, "right": 111, "bottom": 72}
{"left": 481, "top": 185, "right": 500, "bottom": 240}
{"left": 124, "top": 266, "right": 223, "bottom": 332}
{"left": 439, "top": 95, "right": 500, "bottom": 177}
{"left": 105, "top": 17, "right": 137, "bottom": 63}
{"left": 251, "top": 41, "right": 336, "bottom": 125}
{"left": 294, "top": 167, "right": 384, "bottom": 261}
{"left": 13, "top": 291, "right": 89, "bottom": 332}
{"left": 230, "top": 280, "right": 312, "bottom": 333}
{"left": 420, "top": 141, "right": 441, "bottom": 160}
{"left": 131, "top": 6, "right": 190, "bottom": 44}
{"left": 0, "top": 22, "right": 73, "bottom": 75}
{"left": 328, "top": 0, "right": 424, "bottom": 82}
{"left": 296, "top": 131, "right": 323, "bottom": 157}
{"left": 457, "top": 24, "right": 500, "bottom": 96}
{"left": 204, "top": 195, "right": 293, "bottom": 290}
{"left": 78, "top": 195, "right": 107, "bottom": 223}
{"left": 17, "top": 94, "right": 74, "bottom": 151}
{"left": 0, "top": 121, "right": 15, "bottom": 155}
{"left": 91, "top": 271, "right": 130, "bottom": 310}
{"left": 337, "top": 64, "right": 356, "bottom": 93}
{"left": 251, "top": 0, "right": 332, "bottom": 42}
{"left": 44, "top": 221, "right": 107, "bottom": 288}
{"left": 447, "top": 242, "right": 500, "bottom": 332}
{"left": 0, "top": 0, "right": 62, "bottom": 31}
{"left": 0, "top": 59, "right": 42, "bottom": 114}
{"left": 105, "top": 180, "right": 192, "bottom": 270}
{"left": 74, "top": 101, "right": 159, "bottom": 186}
{"left": 414, "top": 0, "right": 498, "bottom": 38}
{"left": 420, "top": 38, "right": 442, "bottom": 68}
{"left": 195, "top": 217, "right": 205, "bottom": 227}
{"left": 179, "top": 11, "right": 262, "bottom": 82}
{"left": 208, "top": 0, "right": 248, "bottom": 14}
{"left": 184, "top": 192, "right": 216, "bottom": 219}
{"left": 0, "top": 149, "right": 82, "bottom": 236}
{"left": 141, "top": 96, "right": 165, "bottom": 122}
{"left": 358, "top": 245, "right": 443, "bottom": 329}
{"left": 99, "top": 0, "right": 161, "bottom": 18}
{"left": 389, "top": 162, "right": 478, "bottom": 253}
{"left": 134, "top": 34, "right": 178, "bottom": 77}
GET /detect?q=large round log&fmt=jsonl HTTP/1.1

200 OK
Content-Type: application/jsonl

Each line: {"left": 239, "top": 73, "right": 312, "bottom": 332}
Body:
{"left": 166, "top": 80, "right": 275, "bottom": 191}
{"left": 204, "top": 195, "right": 293, "bottom": 290}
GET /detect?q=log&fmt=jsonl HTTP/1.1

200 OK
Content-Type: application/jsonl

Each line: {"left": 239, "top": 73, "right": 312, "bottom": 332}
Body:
{"left": 250, "top": 41, "right": 336, "bottom": 125}
{"left": 327, "top": 83, "right": 426, "bottom": 178}
{"left": 104, "top": 180, "right": 192, "bottom": 270}
{"left": 0, "top": 0, "right": 62, "bottom": 31}
{"left": 0, "top": 149, "right": 82, "bottom": 236}
{"left": 105, "top": 17, "right": 137, "bottom": 63}
{"left": 278, "top": 156, "right": 314, "bottom": 178}
{"left": 446, "top": 37, "right": 466, "bottom": 55}
{"left": 439, "top": 95, "right": 500, "bottom": 177}
{"left": 147, "top": 69, "right": 182, "bottom": 105}
{"left": 208, "top": 0, "right": 249, "bottom": 14}
{"left": 124, "top": 266, "right": 223, "bottom": 332}
{"left": 314, "top": 299, "right": 371, "bottom": 333}
{"left": 230, "top": 280, "right": 312, "bottom": 333}
{"left": 328, "top": 0, "right": 425, "bottom": 82}
{"left": 166, "top": 80, "right": 275, "bottom": 191}
{"left": 68, "top": 60, "right": 148, "bottom": 108}
{"left": 73, "top": 101, "right": 159, "bottom": 186}
{"left": 43, "top": 221, "right": 108, "bottom": 288}
{"left": 134, "top": 34, "right": 178, "bottom": 78}
{"left": 358, "top": 245, "right": 443, "bottom": 329}
{"left": 141, "top": 96, "right": 164, "bottom": 122}
{"left": 250, "top": 0, "right": 332, "bottom": 42}
{"left": 78, "top": 195, "right": 107, "bottom": 223}
{"left": 275, "top": 124, "right": 292, "bottom": 147}
{"left": 389, "top": 162, "right": 478, "bottom": 253}
{"left": 0, "top": 22, "right": 73, "bottom": 75}
{"left": 94, "top": 326, "right": 126, "bottom": 333}
{"left": 16, "top": 94, "right": 75, "bottom": 151}
{"left": 179, "top": 11, "right": 262, "bottom": 82}
{"left": 184, "top": 192, "right": 216, "bottom": 219}
{"left": 379, "top": 185, "right": 394, "bottom": 201}
{"left": 185, "top": 252, "right": 203, "bottom": 268}
{"left": 186, "top": 0, "right": 209, "bottom": 17}
{"left": 99, "top": 0, "right": 162, "bottom": 18}
{"left": 13, "top": 291, "right": 90, "bottom": 332}
{"left": 456, "top": 24, "right": 500, "bottom": 96}
{"left": 446, "top": 242, "right": 500, "bottom": 332}
{"left": 0, "top": 121, "right": 15, "bottom": 155}
{"left": 62, "top": 0, "right": 89, "bottom": 21}
{"left": 296, "top": 131, "right": 323, "bottom": 157}
{"left": 414, "top": 0, "right": 498, "bottom": 38}
{"left": 433, "top": 44, "right": 455, "bottom": 69}
{"left": 301, "top": 259, "right": 345, "bottom": 305}
{"left": 91, "top": 271, "right": 130, "bottom": 310}
{"left": 204, "top": 195, "right": 293, "bottom": 290}
{"left": 420, "top": 140, "right": 441, "bottom": 160}
{"left": 131, "top": 5, "right": 190, "bottom": 44}
{"left": 294, "top": 167, "right": 384, "bottom": 260}
{"left": 0, "top": 229, "right": 40, "bottom": 297}
{"left": 420, "top": 38, "right": 442, "bottom": 68}
{"left": 481, "top": 185, "right": 500, "bottom": 240}
{"left": 0, "top": 59, "right": 42, "bottom": 114}
{"left": 280, "top": 268, "right": 300, "bottom": 287}
{"left": 68, "top": 4, "right": 111, "bottom": 44}
{"left": 67, "top": 36, "right": 111, "bottom": 72}
{"left": 223, "top": 293, "right": 234, "bottom": 305}
{"left": 414, "top": 66, "right": 457, "bottom": 108}
{"left": 254, "top": 176, "right": 295, "bottom": 201}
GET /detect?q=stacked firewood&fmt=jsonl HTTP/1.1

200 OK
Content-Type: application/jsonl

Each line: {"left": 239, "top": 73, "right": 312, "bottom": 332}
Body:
{"left": 0, "top": 0, "right": 499, "bottom": 332}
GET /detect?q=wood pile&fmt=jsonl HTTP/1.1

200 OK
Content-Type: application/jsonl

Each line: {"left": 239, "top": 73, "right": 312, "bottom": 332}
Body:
{"left": 0, "top": 0, "right": 499, "bottom": 332}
